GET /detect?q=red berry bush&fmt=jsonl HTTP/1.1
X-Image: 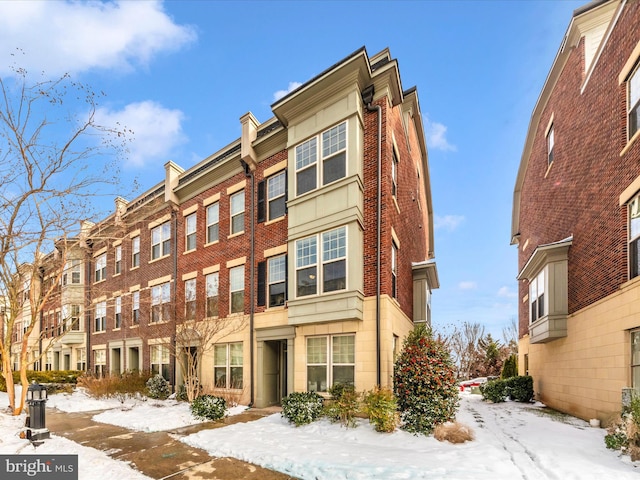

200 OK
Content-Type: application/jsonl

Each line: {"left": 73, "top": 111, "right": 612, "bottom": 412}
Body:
{"left": 393, "top": 324, "right": 459, "bottom": 435}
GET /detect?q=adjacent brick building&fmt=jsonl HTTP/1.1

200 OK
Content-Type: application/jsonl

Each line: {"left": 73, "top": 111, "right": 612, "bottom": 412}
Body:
{"left": 512, "top": 0, "right": 640, "bottom": 420}
{"left": 14, "top": 47, "right": 439, "bottom": 407}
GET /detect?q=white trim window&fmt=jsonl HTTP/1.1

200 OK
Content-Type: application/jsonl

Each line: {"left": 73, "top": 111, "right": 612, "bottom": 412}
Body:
{"left": 295, "top": 121, "right": 347, "bottom": 196}
{"left": 306, "top": 334, "right": 355, "bottom": 392}
{"left": 206, "top": 202, "right": 219, "bottom": 243}
{"left": 392, "top": 147, "right": 398, "bottom": 197}
{"left": 295, "top": 236, "right": 317, "bottom": 297}
{"left": 214, "top": 342, "right": 243, "bottom": 389}
{"left": 267, "top": 171, "right": 286, "bottom": 220}
{"left": 95, "top": 254, "right": 106, "bottom": 282}
{"left": 94, "top": 349, "right": 106, "bottom": 377}
{"left": 115, "top": 245, "right": 122, "bottom": 274}
{"left": 529, "top": 270, "right": 546, "bottom": 323}
{"left": 547, "top": 124, "right": 555, "bottom": 165}
{"left": 132, "top": 236, "right": 140, "bottom": 268}
{"left": 392, "top": 241, "right": 398, "bottom": 299}
{"left": 94, "top": 302, "right": 106, "bottom": 332}
{"left": 115, "top": 296, "right": 122, "bottom": 329}
{"left": 63, "top": 259, "right": 82, "bottom": 285}
{"left": 629, "top": 63, "right": 640, "bottom": 139}
{"left": 206, "top": 272, "right": 219, "bottom": 317}
{"left": 151, "top": 282, "right": 171, "bottom": 323}
{"left": 268, "top": 255, "right": 286, "bottom": 307}
{"left": 295, "top": 226, "right": 347, "bottom": 298}
{"left": 230, "top": 191, "right": 245, "bottom": 235}
{"left": 185, "top": 278, "right": 196, "bottom": 320}
{"left": 151, "top": 344, "right": 170, "bottom": 380}
{"left": 132, "top": 291, "right": 140, "bottom": 325}
{"left": 185, "top": 213, "right": 197, "bottom": 251}
{"left": 229, "top": 265, "right": 245, "bottom": 314}
{"left": 632, "top": 330, "right": 640, "bottom": 389}
{"left": 70, "top": 304, "right": 80, "bottom": 331}
{"left": 630, "top": 194, "right": 640, "bottom": 279}
{"left": 77, "top": 347, "right": 86, "bottom": 371}
{"left": 151, "top": 222, "right": 171, "bottom": 260}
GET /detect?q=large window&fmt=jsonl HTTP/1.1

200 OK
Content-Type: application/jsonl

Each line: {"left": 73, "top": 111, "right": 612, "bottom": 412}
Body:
{"left": 115, "top": 296, "right": 122, "bottom": 329}
{"left": 70, "top": 304, "right": 80, "bottom": 331}
{"left": 94, "top": 302, "right": 106, "bottom": 332}
{"left": 214, "top": 342, "right": 243, "bottom": 389}
{"left": 268, "top": 255, "right": 286, "bottom": 307}
{"left": 151, "top": 282, "right": 171, "bottom": 323}
{"left": 230, "top": 266, "right": 245, "bottom": 314}
{"left": 632, "top": 330, "right": 640, "bottom": 389}
{"left": 77, "top": 348, "right": 86, "bottom": 371}
{"left": 206, "top": 272, "right": 219, "bottom": 317}
{"left": 131, "top": 236, "right": 140, "bottom": 268}
{"left": 296, "top": 226, "right": 347, "bottom": 298}
{"left": 306, "top": 334, "right": 355, "bottom": 392}
{"left": 63, "top": 259, "right": 81, "bottom": 285}
{"left": 185, "top": 213, "right": 196, "bottom": 251}
{"left": 151, "top": 222, "right": 171, "bottom": 260}
{"left": 392, "top": 242, "right": 398, "bottom": 299}
{"left": 94, "top": 349, "right": 106, "bottom": 377}
{"left": 230, "top": 191, "right": 245, "bottom": 235}
{"left": 185, "top": 278, "right": 196, "bottom": 320}
{"left": 630, "top": 195, "right": 640, "bottom": 279}
{"left": 95, "top": 254, "right": 106, "bottom": 282}
{"left": 295, "top": 122, "right": 347, "bottom": 196}
{"left": 132, "top": 291, "right": 140, "bottom": 325}
{"left": 268, "top": 171, "right": 286, "bottom": 220}
{"left": 115, "top": 245, "right": 122, "bottom": 274}
{"left": 529, "top": 270, "right": 545, "bottom": 323}
{"left": 151, "top": 345, "right": 170, "bottom": 380}
{"left": 629, "top": 63, "right": 640, "bottom": 139}
{"left": 206, "top": 202, "right": 219, "bottom": 243}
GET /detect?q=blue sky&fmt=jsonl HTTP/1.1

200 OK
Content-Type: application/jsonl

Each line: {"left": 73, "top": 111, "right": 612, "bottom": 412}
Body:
{"left": 0, "top": 0, "right": 585, "bottom": 339}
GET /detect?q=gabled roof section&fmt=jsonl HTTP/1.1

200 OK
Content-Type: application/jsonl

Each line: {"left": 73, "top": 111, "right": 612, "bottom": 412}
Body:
{"left": 511, "top": 0, "right": 622, "bottom": 244}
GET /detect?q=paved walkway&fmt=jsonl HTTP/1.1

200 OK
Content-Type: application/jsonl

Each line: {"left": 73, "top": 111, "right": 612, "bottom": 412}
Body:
{"left": 46, "top": 406, "right": 296, "bottom": 480}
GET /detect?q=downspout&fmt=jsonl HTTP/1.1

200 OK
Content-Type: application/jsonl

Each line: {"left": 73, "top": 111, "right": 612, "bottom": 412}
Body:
{"left": 241, "top": 159, "right": 256, "bottom": 406}
{"left": 172, "top": 207, "right": 178, "bottom": 389}
{"left": 362, "top": 85, "right": 382, "bottom": 386}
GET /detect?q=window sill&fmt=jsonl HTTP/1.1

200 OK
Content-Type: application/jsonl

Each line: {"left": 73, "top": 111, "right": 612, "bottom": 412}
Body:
{"left": 113, "top": 273, "right": 121, "bottom": 278}
{"left": 227, "top": 231, "right": 245, "bottom": 239}
{"left": 183, "top": 249, "right": 196, "bottom": 255}
{"left": 92, "top": 331, "right": 105, "bottom": 335}
{"left": 528, "top": 314, "right": 567, "bottom": 344}
{"left": 544, "top": 160, "right": 554, "bottom": 178}
{"left": 130, "top": 266, "right": 140, "bottom": 271}
{"left": 204, "top": 240, "right": 219, "bottom": 247}
{"left": 149, "top": 320, "right": 169, "bottom": 326}
{"left": 621, "top": 129, "right": 640, "bottom": 157}
{"left": 392, "top": 195, "right": 400, "bottom": 214}
{"left": 265, "top": 216, "right": 285, "bottom": 226}
{"left": 148, "top": 255, "right": 170, "bottom": 265}
{"left": 130, "top": 325, "right": 139, "bottom": 329}
{"left": 113, "top": 328, "right": 121, "bottom": 332}
{"left": 93, "top": 279, "right": 106, "bottom": 285}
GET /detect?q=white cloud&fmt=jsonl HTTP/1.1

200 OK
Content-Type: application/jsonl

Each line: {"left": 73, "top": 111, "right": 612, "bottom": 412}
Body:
{"left": 95, "top": 101, "right": 186, "bottom": 168}
{"left": 458, "top": 281, "right": 477, "bottom": 290}
{"left": 434, "top": 214, "right": 464, "bottom": 231}
{"left": 497, "top": 286, "right": 517, "bottom": 298}
{"left": 0, "top": 1, "right": 196, "bottom": 76}
{"left": 273, "top": 82, "right": 303, "bottom": 102}
{"left": 425, "top": 115, "right": 456, "bottom": 152}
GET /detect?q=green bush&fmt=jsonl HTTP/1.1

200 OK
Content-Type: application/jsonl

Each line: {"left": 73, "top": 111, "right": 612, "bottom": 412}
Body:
{"left": 605, "top": 430, "right": 628, "bottom": 450}
{"left": 480, "top": 379, "right": 507, "bottom": 403}
{"left": 281, "top": 391, "right": 324, "bottom": 426}
{"left": 393, "top": 324, "right": 459, "bottom": 435}
{"left": 176, "top": 384, "right": 188, "bottom": 402}
{"left": 324, "top": 383, "right": 360, "bottom": 428}
{"left": 146, "top": 374, "right": 170, "bottom": 400}
{"left": 362, "top": 386, "right": 398, "bottom": 433}
{"left": 0, "top": 370, "right": 83, "bottom": 392}
{"left": 501, "top": 354, "right": 518, "bottom": 379}
{"left": 505, "top": 376, "right": 534, "bottom": 402}
{"left": 190, "top": 394, "right": 227, "bottom": 421}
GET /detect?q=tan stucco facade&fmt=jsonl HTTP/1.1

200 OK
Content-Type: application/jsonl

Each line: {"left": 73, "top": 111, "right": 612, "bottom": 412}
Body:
{"left": 519, "top": 277, "right": 640, "bottom": 422}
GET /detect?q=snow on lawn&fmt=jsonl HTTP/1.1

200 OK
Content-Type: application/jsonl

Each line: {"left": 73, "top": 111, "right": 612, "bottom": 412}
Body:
{"left": 182, "top": 392, "right": 640, "bottom": 480}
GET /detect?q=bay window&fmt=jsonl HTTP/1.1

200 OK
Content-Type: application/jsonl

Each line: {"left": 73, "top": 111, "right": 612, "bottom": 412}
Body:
{"left": 296, "top": 226, "right": 347, "bottom": 297}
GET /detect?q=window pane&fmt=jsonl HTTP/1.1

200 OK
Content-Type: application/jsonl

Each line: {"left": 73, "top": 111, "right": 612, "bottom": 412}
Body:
{"left": 269, "top": 256, "right": 286, "bottom": 282}
{"left": 297, "top": 166, "right": 316, "bottom": 195}
{"left": 631, "top": 67, "right": 640, "bottom": 112}
{"left": 323, "top": 151, "right": 346, "bottom": 185}
{"left": 231, "top": 192, "right": 244, "bottom": 215}
{"left": 632, "top": 331, "right": 640, "bottom": 365}
{"left": 231, "top": 291, "right": 244, "bottom": 313}
{"left": 332, "top": 365, "right": 354, "bottom": 386}
{"left": 307, "top": 366, "right": 327, "bottom": 392}
{"left": 322, "top": 122, "right": 346, "bottom": 157}
{"left": 206, "top": 273, "right": 219, "bottom": 296}
{"left": 214, "top": 345, "right": 227, "bottom": 364}
{"left": 269, "top": 196, "right": 286, "bottom": 220}
{"left": 185, "top": 279, "right": 196, "bottom": 301}
{"left": 230, "top": 367, "right": 243, "bottom": 389}
{"left": 307, "top": 337, "right": 327, "bottom": 363}
{"left": 332, "top": 335, "right": 355, "bottom": 363}
{"left": 268, "top": 172, "right": 286, "bottom": 199}
{"left": 323, "top": 227, "right": 346, "bottom": 261}
{"left": 186, "top": 214, "right": 196, "bottom": 234}
{"left": 207, "top": 203, "right": 219, "bottom": 242}
{"left": 230, "top": 267, "right": 244, "bottom": 291}
{"left": 230, "top": 343, "right": 243, "bottom": 366}
{"left": 323, "top": 260, "right": 346, "bottom": 292}
{"left": 207, "top": 224, "right": 219, "bottom": 243}
{"left": 215, "top": 367, "right": 227, "bottom": 388}
{"left": 296, "top": 137, "right": 317, "bottom": 170}
{"left": 269, "top": 282, "right": 286, "bottom": 307}
{"left": 232, "top": 214, "right": 244, "bottom": 234}
{"left": 297, "top": 267, "right": 317, "bottom": 296}
{"left": 296, "top": 237, "right": 317, "bottom": 267}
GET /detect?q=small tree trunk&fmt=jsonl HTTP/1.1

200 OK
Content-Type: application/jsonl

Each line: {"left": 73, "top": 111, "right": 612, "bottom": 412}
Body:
{"left": 2, "top": 355, "right": 16, "bottom": 413}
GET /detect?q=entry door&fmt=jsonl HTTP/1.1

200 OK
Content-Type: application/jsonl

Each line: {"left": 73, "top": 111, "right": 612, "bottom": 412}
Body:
{"left": 264, "top": 340, "right": 287, "bottom": 406}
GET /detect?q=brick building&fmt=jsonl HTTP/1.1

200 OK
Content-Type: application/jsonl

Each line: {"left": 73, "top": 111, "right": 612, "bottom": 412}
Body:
{"left": 511, "top": 0, "right": 640, "bottom": 421}
{"left": 19, "top": 47, "right": 439, "bottom": 407}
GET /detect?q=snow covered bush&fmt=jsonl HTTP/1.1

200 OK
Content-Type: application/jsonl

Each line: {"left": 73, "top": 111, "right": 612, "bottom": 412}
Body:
{"left": 281, "top": 391, "right": 324, "bottom": 426}
{"left": 606, "top": 394, "right": 640, "bottom": 461}
{"left": 362, "top": 386, "right": 398, "bottom": 433}
{"left": 190, "top": 394, "right": 227, "bottom": 421}
{"left": 505, "top": 376, "right": 534, "bottom": 402}
{"left": 480, "top": 379, "right": 507, "bottom": 403}
{"left": 393, "top": 324, "right": 459, "bottom": 435}
{"left": 146, "top": 374, "right": 170, "bottom": 400}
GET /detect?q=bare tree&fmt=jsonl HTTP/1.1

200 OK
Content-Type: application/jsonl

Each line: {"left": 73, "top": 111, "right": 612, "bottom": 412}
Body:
{"left": 445, "top": 321, "right": 485, "bottom": 380}
{"left": 0, "top": 61, "right": 128, "bottom": 414}
{"left": 502, "top": 316, "right": 519, "bottom": 356}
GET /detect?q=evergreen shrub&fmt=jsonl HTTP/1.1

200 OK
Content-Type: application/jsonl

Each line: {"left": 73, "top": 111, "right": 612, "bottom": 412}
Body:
{"left": 190, "top": 394, "right": 227, "bottom": 421}
{"left": 362, "top": 386, "right": 398, "bottom": 433}
{"left": 324, "top": 383, "right": 360, "bottom": 428}
{"left": 146, "top": 374, "right": 170, "bottom": 400}
{"left": 281, "top": 391, "right": 324, "bottom": 426}
{"left": 480, "top": 379, "right": 507, "bottom": 403}
{"left": 505, "top": 376, "right": 534, "bottom": 402}
{"left": 501, "top": 354, "right": 518, "bottom": 379}
{"left": 393, "top": 324, "right": 459, "bottom": 435}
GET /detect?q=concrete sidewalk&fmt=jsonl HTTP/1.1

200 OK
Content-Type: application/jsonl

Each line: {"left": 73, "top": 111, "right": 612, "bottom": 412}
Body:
{"left": 46, "top": 406, "right": 296, "bottom": 480}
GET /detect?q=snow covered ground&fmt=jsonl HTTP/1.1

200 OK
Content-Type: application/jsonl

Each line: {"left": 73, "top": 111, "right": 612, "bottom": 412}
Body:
{"left": 0, "top": 388, "right": 638, "bottom": 479}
